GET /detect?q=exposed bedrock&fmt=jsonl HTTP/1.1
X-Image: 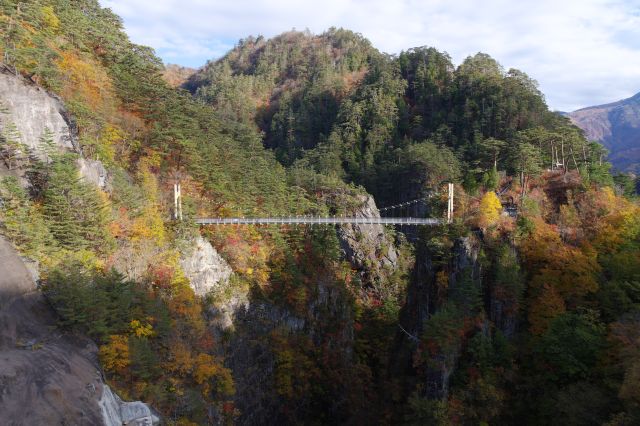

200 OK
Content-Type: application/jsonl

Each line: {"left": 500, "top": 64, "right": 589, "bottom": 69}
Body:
{"left": 0, "top": 237, "right": 157, "bottom": 425}
{"left": 0, "top": 69, "right": 109, "bottom": 190}
{"left": 336, "top": 194, "right": 399, "bottom": 298}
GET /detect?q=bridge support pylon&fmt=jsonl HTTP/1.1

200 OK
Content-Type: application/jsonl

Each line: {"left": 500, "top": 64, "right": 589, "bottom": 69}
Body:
{"left": 447, "top": 183, "right": 454, "bottom": 224}
{"left": 173, "top": 181, "right": 183, "bottom": 221}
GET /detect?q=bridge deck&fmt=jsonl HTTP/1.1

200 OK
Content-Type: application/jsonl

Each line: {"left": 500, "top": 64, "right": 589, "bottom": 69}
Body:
{"left": 195, "top": 217, "right": 443, "bottom": 225}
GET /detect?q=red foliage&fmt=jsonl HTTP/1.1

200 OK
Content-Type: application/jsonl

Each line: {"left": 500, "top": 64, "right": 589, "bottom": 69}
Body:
{"left": 148, "top": 264, "right": 175, "bottom": 290}
{"left": 222, "top": 401, "right": 235, "bottom": 414}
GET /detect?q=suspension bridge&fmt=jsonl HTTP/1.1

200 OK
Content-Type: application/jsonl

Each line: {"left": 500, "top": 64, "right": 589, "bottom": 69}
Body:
{"left": 175, "top": 182, "right": 454, "bottom": 226}
{"left": 194, "top": 217, "right": 443, "bottom": 225}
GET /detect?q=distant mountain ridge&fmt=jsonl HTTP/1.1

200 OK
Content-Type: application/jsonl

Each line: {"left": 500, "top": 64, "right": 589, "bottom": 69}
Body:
{"left": 569, "top": 91, "right": 640, "bottom": 173}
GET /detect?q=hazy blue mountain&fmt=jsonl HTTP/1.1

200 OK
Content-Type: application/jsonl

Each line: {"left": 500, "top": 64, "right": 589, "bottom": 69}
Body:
{"left": 569, "top": 92, "right": 640, "bottom": 172}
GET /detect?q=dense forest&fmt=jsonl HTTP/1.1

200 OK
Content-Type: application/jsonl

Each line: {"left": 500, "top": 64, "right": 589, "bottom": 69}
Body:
{"left": 1, "top": 1, "right": 639, "bottom": 425}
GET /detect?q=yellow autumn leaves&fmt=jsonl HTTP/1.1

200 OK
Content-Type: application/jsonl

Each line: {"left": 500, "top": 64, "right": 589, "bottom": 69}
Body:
{"left": 479, "top": 191, "right": 502, "bottom": 228}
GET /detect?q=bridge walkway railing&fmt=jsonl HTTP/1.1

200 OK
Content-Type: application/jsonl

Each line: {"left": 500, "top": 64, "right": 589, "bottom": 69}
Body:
{"left": 195, "top": 217, "right": 443, "bottom": 226}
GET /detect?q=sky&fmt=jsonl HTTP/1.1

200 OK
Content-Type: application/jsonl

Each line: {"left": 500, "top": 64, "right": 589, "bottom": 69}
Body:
{"left": 99, "top": 0, "right": 640, "bottom": 111}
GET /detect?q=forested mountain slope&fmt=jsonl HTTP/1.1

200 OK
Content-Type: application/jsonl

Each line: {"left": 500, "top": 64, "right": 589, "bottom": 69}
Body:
{"left": 569, "top": 91, "right": 640, "bottom": 173}
{"left": 1, "top": 1, "right": 639, "bottom": 425}
{"left": 187, "top": 33, "right": 612, "bottom": 206}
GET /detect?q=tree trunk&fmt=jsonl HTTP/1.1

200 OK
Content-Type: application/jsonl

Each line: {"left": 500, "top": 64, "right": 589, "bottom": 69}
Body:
{"left": 561, "top": 136, "right": 566, "bottom": 173}
{"left": 570, "top": 147, "right": 579, "bottom": 170}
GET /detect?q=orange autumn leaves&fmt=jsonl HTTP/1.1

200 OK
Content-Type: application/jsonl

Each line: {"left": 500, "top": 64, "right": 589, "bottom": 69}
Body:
{"left": 100, "top": 334, "right": 130, "bottom": 375}
{"left": 97, "top": 263, "right": 236, "bottom": 410}
{"left": 520, "top": 187, "right": 640, "bottom": 335}
{"left": 57, "top": 50, "right": 116, "bottom": 117}
{"left": 521, "top": 217, "right": 599, "bottom": 334}
{"left": 164, "top": 344, "right": 235, "bottom": 397}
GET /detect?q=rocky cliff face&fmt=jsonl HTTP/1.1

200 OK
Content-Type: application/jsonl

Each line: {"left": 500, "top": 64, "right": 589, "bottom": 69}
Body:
{"left": 489, "top": 244, "right": 520, "bottom": 339}
{"left": 336, "top": 194, "right": 399, "bottom": 299}
{"left": 429, "top": 236, "right": 482, "bottom": 398}
{"left": 569, "top": 91, "right": 640, "bottom": 172}
{"left": 190, "top": 246, "right": 355, "bottom": 424}
{"left": 0, "top": 237, "right": 157, "bottom": 425}
{"left": 0, "top": 67, "right": 76, "bottom": 156}
{"left": 77, "top": 157, "right": 110, "bottom": 191}
{"left": 180, "top": 235, "right": 233, "bottom": 297}
{"left": 394, "top": 235, "right": 482, "bottom": 400}
{"left": 0, "top": 69, "right": 154, "bottom": 425}
{"left": 180, "top": 235, "right": 247, "bottom": 331}
{"left": 449, "top": 236, "right": 482, "bottom": 292}
{"left": 223, "top": 274, "right": 354, "bottom": 425}
{"left": 194, "top": 228, "right": 359, "bottom": 424}
{"left": 99, "top": 385, "right": 160, "bottom": 426}
{"left": 0, "top": 69, "right": 109, "bottom": 189}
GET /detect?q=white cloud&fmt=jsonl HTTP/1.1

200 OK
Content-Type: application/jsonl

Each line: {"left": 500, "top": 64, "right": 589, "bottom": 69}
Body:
{"left": 100, "top": 0, "right": 640, "bottom": 111}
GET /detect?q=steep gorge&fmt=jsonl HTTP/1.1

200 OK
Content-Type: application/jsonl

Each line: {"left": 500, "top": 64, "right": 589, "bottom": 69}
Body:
{"left": 1, "top": 1, "right": 639, "bottom": 424}
{"left": 0, "top": 67, "right": 158, "bottom": 426}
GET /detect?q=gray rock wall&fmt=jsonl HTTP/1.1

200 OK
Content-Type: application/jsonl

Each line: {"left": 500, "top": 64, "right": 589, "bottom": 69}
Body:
{"left": 0, "top": 236, "right": 158, "bottom": 426}
{"left": 336, "top": 194, "right": 399, "bottom": 297}
{"left": 78, "top": 157, "right": 110, "bottom": 190}
{"left": 180, "top": 236, "right": 233, "bottom": 297}
{"left": 99, "top": 385, "right": 160, "bottom": 426}
{"left": 0, "top": 69, "right": 76, "bottom": 157}
{"left": 393, "top": 235, "right": 483, "bottom": 402}
{"left": 0, "top": 236, "right": 104, "bottom": 424}
{"left": 0, "top": 69, "right": 109, "bottom": 190}
{"left": 224, "top": 275, "right": 354, "bottom": 425}
{"left": 181, "top": 236, "right": 247, "bottom": 330}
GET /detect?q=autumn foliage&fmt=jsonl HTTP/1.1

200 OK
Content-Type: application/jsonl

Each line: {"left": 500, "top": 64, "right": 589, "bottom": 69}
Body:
{"left": 2, "top": 1, "right": 640, "bottom": 424}
{"left": 478, "top": 191, "right": 502, "bottom": 228}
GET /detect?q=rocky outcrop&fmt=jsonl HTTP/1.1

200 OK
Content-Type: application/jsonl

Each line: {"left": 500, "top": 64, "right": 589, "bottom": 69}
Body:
{"left": 393, "top": 235, "right": 483, "bottom": 402}
{"left": 207, "top": 287, "right": 250, "bottom": 331}
{"left": 0, "top": 69, "right": 109, "bottom": 189}
{"left": 449, "top": 236, "right": 482, "bottom": 293}
{"left": 185, "top": 240, "right": 354, "bottom": 424}
{"left": 0, "top": 237, "right": 157, "bottom": 425}
{"left": 489, "top": 244, "right": 521, "bottom": 339}
{"left": 222, "top": 304, "right": 299, "bottom": 425}
{"left": 0, "top": 68, "right": 76, "bottom": 157}
{"left": 425, "top": 236, "right": 482, "bottom": 398}
{"left": 99, "top": 385, "right": 160, "bottom": 426}
{"left": 437, "top": 237, "right": 482, "bottom": 399}
{"left": 336, "top": 194, "right": 399, "bottom": 297}
{"left": 180, "top": 235, "right": 233, "bottom": 297}
{"left": 181, "top": 235, "right": 245, "bottom": 330}
{"left": 0, "top": 236, "right": 103, "bottom": 424}
{"left": 78, "top": 157, "right": 110, "bottom": 191}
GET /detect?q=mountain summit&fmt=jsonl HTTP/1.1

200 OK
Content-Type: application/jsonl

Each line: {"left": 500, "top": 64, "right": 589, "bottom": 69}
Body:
{"left": 569, "top": 92, "right": 640, "bottom": 172}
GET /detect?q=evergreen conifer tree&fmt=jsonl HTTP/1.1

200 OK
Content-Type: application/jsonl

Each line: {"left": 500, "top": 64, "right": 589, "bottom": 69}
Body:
{"left": 42, "top": 154, "right": 108, "bottom": 250}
